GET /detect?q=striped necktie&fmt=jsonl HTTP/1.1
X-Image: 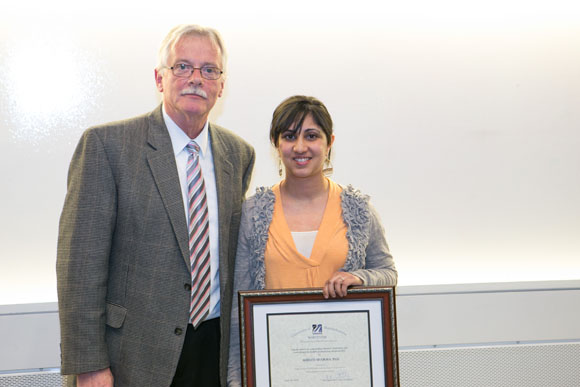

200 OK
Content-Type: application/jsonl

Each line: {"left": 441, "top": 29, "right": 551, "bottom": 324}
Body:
{"left": 186, "top": 141, "right": 211, "bottom": 328}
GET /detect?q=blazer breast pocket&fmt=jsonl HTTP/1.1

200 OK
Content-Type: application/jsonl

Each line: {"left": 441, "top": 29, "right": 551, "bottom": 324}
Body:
{"left": 106, "top": 302, "right": 127, "bottom": 329}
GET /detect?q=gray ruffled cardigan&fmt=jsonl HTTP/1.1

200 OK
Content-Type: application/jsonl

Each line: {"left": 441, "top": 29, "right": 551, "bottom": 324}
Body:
{"left": 227, "top": 184, "right": 397, "bottom": 386}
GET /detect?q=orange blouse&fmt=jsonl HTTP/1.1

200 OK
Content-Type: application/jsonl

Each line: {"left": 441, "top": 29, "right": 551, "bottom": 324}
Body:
{"left": 264, "top": 180, "right": 349, "bottom": 289}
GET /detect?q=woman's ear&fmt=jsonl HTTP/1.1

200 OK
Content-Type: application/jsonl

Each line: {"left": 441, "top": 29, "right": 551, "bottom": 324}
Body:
{"left": 329, "top": 134, "right": 335, "bottom": 148}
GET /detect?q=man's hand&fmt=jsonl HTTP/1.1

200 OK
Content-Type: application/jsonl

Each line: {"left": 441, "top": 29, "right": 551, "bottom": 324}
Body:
{"left": 76, "top": 368, "right": 114, "bottom": 387}
{"left": 323, "top": 272, "right": 363, "bottom": 299}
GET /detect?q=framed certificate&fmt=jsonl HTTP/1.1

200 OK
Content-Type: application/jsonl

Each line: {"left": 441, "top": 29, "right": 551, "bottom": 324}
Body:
{"left": 238, "top": 286, "right": 399, "bottom": 387}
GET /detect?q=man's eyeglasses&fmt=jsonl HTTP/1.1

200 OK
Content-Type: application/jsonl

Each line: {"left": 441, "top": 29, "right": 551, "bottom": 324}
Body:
{"left": 168, "top": 63, "right": 223, "bottom": 80}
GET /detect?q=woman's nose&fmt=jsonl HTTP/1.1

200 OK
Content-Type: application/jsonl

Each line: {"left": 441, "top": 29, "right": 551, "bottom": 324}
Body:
{"left": 293, "top": 137, "right": 306, "bottom": 152}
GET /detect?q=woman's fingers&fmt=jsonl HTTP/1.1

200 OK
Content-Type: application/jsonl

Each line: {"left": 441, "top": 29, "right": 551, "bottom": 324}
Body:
{"left": 323, "top": 272, "right": 362, "bottom": 299}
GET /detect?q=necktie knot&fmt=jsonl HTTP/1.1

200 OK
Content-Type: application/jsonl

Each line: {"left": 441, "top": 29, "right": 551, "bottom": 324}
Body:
{"left": 186, "top": 141, "right": 200, "bottom": 155}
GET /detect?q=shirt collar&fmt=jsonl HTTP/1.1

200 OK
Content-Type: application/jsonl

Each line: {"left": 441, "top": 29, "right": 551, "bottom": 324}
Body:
{"left": 162, "top": 104, "right": 210, "bottom": 156}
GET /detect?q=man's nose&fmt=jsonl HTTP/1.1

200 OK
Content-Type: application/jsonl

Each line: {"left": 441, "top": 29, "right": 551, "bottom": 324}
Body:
{"left": 188, "top": 68, "right": 203, "bottom": 83}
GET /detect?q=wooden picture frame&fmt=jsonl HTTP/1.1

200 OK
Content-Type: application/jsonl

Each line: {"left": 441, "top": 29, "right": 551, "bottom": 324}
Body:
{"left": 238, "top": 286, "right": 399, "bottom": 387}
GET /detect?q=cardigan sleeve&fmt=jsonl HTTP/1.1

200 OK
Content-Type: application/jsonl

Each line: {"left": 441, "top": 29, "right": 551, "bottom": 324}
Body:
{"left": 349, "top": 203, "right": 398, "bottom": 286}
{"left": 227, "top": 199, "right": 256, "bottom": 387}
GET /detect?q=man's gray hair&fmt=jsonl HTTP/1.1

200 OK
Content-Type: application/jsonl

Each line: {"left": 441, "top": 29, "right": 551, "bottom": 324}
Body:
{"left": 157, "top": 24, "right": 227, "bottom": 75}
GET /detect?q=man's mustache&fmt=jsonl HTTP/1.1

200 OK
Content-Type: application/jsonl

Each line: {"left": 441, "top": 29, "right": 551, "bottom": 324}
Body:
{"left": 181, "top": 87, "right": 207, "bottom": 99}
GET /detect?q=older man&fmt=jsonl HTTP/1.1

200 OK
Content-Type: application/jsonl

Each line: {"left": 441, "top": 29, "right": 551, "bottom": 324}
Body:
{"left": 57, "top": 24, "right": 255, "bottom": 387}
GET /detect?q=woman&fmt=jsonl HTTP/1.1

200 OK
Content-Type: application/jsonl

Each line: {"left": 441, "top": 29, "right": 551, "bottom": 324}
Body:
{"left": 227, "top": 95, "right": 397, "bottom": 386}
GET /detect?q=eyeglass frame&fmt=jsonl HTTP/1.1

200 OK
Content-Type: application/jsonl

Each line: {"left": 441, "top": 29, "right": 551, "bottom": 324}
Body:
{"left": 166, "top": 63, "right": 224, "bottom": 80}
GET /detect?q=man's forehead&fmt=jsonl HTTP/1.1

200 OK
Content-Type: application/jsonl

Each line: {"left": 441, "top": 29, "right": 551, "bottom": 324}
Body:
{"left": 170, "top": 35, "right": 222, "bottom": 62}
{"left": 174, "top": 35, "right": 219, "bottom": 51}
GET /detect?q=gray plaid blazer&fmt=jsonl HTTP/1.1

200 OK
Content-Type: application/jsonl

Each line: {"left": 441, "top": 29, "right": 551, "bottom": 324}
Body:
{"left": 56, "top": 104, "right": 255, "bottom": 386}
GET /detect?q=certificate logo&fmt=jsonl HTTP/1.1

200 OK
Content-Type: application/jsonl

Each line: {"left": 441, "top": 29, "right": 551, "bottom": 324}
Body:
{"left": 312, "top": 324, "right": 323, "bottom": 335}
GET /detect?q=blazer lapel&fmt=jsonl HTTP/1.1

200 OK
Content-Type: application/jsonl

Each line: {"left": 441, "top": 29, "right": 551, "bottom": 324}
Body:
{"left": 209, "top": 124, "right": 234, "bottom": 261}
{"left": 145, "top": 106, "right": 191, "bottom": 269}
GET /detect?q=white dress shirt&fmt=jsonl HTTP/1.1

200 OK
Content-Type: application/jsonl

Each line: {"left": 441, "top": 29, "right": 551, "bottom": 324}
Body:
{"left": 163, "top": 106, "right": 221, "bottom": 321}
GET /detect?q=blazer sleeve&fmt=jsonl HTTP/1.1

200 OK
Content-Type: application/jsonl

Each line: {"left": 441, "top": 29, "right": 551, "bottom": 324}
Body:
{"left": 56, "top": 128, "right": 117, "bottom": 374}
{"left": 350, "top": 203, "right": 398, "bottom": 286}
{"left": 227, "top": 200, "right": 256, "bottom": 387}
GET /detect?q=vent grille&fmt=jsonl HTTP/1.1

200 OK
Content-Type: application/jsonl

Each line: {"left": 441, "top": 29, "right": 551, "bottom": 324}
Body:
{"left": 0, "top": 371, "right": 65, "bottom": 387}
{"left": 399, "top": 342, "right": 580, "bottom": 387}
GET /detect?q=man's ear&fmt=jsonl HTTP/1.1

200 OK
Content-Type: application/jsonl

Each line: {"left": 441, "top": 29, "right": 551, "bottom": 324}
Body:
{"left": 154, "top": 68, "right": 164, "bottom": 93}
{"left": 218, "top": 78, "right": 225, "bottom": 98}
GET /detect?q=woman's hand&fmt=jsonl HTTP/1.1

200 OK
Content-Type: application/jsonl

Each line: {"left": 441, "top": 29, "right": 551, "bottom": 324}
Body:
{"left": 323, "top": 272, "right": 363, "bottom": 299}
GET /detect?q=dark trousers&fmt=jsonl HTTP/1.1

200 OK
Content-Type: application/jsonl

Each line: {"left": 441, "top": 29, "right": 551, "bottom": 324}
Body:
{"left": 171, "top": 318, "right": 220, "bottom": 387}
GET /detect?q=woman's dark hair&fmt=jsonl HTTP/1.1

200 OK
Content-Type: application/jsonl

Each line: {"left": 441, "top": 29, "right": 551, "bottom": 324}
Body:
{"left": 269, "top": 95, "right": 333, "bottom": 148}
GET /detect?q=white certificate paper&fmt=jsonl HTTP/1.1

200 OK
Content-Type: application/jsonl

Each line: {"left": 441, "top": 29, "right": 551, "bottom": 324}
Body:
{"left": 251, "top": 299, "right": 386, "bottom": 387}
{"left": 267, "top": 311, "right": 371, "bottom": 386}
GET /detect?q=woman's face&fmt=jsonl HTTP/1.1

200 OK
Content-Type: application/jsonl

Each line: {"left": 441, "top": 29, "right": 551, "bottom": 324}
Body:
{"left": 277, "top": 114, "right": 334, "bottom": 180}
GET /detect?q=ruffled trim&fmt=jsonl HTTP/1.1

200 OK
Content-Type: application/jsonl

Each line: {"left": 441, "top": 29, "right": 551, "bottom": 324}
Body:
{"left": 340, "top": 185, "right": 371, "bottom": 272}
{"left": 248, "top": 187, "right": 275, "bottom": 289}
{"left": 246, "top": 185, "right": 371, "bottom": 287}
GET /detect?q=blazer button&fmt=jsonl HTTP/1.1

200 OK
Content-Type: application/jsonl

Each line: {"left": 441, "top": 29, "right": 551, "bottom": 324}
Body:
{"left": 184, "top": 283, "right": 192, "bottom": 291}
{"left": 174, "top": 327, "right": 183, "bottom": 335}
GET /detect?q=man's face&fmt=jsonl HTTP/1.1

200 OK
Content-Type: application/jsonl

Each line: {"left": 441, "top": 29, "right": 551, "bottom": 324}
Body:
{"left": 155, "top": 35, "right": 224, "bottom": 128}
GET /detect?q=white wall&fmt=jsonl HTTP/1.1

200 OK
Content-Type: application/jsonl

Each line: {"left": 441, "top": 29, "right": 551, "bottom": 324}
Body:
{"left": 1, "top": 0, "right": 579, "bottom": 305}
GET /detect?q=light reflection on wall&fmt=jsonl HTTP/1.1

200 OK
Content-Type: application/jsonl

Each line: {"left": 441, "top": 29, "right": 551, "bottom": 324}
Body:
{"left": 0, "top": 24, "right": 110, "bottom": 304}
{"left": 1, "top": 36, "right": 105, "bottom": 147}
